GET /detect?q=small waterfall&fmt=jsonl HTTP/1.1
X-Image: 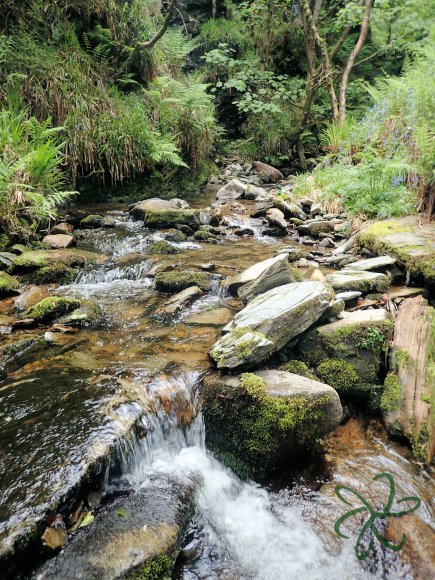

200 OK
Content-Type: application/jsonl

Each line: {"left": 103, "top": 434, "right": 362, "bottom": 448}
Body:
{"left": 109, "top": 371, "right": 378, "bottom": 580}
{"left": 74, "top": 261, "right": 153, "bottom": 285}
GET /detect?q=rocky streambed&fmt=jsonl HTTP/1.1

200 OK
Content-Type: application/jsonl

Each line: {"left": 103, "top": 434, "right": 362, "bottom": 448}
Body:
{"left": 0, "top": 160, "right": 434, "bottom": 579}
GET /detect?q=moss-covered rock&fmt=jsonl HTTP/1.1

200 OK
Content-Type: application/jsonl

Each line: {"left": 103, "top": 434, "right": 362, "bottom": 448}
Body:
{"left": 325, "top": 270, "right": 390, "bottom": 293}
{"left": 11, "top": 249, "right": 100, "bottom": 273}
{"left": 80, "top": 214, "right": 115, "bottom": 228}
{"left": 299, "top": 309, "right": 393, "bottom": 395}
{"left": 24, "top": 297, "right": 82, "bottom": 323}
{"left": 193, "top": 230, "right": 218, "bottom": 243}
{"left": 144, "top": 209, "right": 198, "bottom": 229}
{"left": 0, "top": 271, "right": 20, "bottom": 296}
{"left": 357, "top": 216, "right": 435, "bottom": 291}
{"left": 30, "top": 264, "right": 76, "bottom": 285}
{"left": 163, "top": 229, "right": 187, "bottom": 243}
{"left": 202, "top": 370, "right": 342, "bottom": 478}
{"left": 147, "top": 240, "right": 180, "bottom": 254}
{"left": 58, "top": 300, "right": 102, "bottom": 327}
{"left": 154, "top": 270, "right": 213, "bottom": 293}
{"left": 282, "top": 360, "right": 318, "bottom": 381}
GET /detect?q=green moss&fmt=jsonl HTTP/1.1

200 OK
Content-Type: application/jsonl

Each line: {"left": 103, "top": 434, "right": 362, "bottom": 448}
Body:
{"left": 394, "top": 347, "right": 411, "bottom": 370}
{"left": 357, "top": 327, "right": 388, "bottom": 352}
{"left": 203, "top": 375, "right": 330, "bottom": 477}
{"left": 30, "top": 264, "right": 76, "bottom": 285}
{"left": 380, "top": 373, "right": 402, "bottom": 414}
{"left": 24, "top": 296, "right": 81, "bottom": 323}
{"left": 316, "top": 359, "right": 360, "bottom": 392}
{"left": 411, "top": 425, "right": 430, "bottom": 464}
{"left": 80, "top": 214, "right": 114, "bottom": 228}
{"left": 421, "top": 394, "right": 431, "bottom": 404}
{"left": 144, "top": 209, "right": 197, "bottom": 228}
{"left": 126, "top": 555, "right": 174, "bottom": 580}
{"left": 163, "top": 229, "right": 186, "bottom": 243}
{"left": 0, "top": 271, "right": 20, "bottom": 296}
{"left": 11, "top": 249, "right": 99, "bottom": 272}
{"left": 154, "top": 270, "right": 212, "bottom": 293}
{"left": 283, "top": 360, "right": 318, "bottom": 381}
{"left": 193, "top": 230, "right": 218, "bottom": 243}
{"left": 147, "top": 241, "right": 180, "bottom": 254}
{"left": 0, "top": 234, "right": 10, "bottom": 252}
{"left": 11, "top": 243, "right": 31, "bottom": 254}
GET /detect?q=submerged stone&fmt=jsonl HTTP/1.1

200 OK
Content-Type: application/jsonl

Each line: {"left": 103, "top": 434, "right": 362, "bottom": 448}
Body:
{"left": 24, "top": 297, "right": 82, "bottom": 323}
{"left": 210, "top": 281, "right": 335, "bottom": 369}
{"left": 155, "top": 271, "right": 214, "bottom": 293}
{"left": 33, "top": 473, "right": 197, "bottom": 580}
{"left": 202, "top": 371, "right": 342, "bottom": 477}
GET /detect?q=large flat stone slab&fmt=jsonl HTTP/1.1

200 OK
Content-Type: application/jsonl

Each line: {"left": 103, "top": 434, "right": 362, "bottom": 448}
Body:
{"left": 346, "top": 255, "right": 396, "bottom": 271}
{"left": 325, "top": 270, "right": 390, "bottom": 293}
{"left": 224, "top": 255, "right": 299, "bottom": 295}
{"left": 34, "top": 473, "right": 197, "bottom": 579}
{"left": 210, "top": 281, "right": 334, "bottom": 369}
{"left": 357, "top": 216, "right": 435, "bottom": 290}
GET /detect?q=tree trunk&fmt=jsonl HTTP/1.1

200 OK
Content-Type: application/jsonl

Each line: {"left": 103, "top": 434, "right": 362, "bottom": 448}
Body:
{"left": 300, "top": 0, "right": 339, "bottom": 122}
{"left": 338, "top": 0, "right": 373, "bottom": 122}
{"left": 136, "top": 0, "right": 177, "bottom": 50}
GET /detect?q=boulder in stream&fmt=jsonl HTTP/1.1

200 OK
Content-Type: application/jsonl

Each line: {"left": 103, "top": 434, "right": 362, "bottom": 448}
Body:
{"left": 210, "top": 281, "right": 335, "bottom": 370}
{"left": 156, "top": 286, "right": 203, "bottom": 316}
{"left": 143, "top": 209, "right": 198, "bottom": 229}
{"left": 155, "top": 270, "right": 214, "bottom": 293}
{"left": 265, "top": 208, "right": 287, "bottom": 230}
{"left": 346, "top": 255, "right": 396, "bottom": 272}
{"left": 253, "top": 161, "right": 283, "bottom": 182}
{"left": 80, "top": 214, "right": 115, "bottom": 229}
{"left": 33, "top": 472, "right": 198, "bottom": 580}
{"left": 381, "top": 296, "right": 434, "bottom": 463}
{"left": 216, "top": 178, "right": 247, "bottom": 201}
{"left": 299, "top": 309, "right": 393, "bottom": 395}
{"left": 237, "top": 254, "right": 302, "bottom": 304}
{"left": 24, "top": 297, "right": 83, "bottom": 324}
{"left": 129, "top": 197, "right": 189, "bottom": 220}
{"left": 42, "top": 234, "right": 75, "bottom": 249}
{"left": 202, "top": 371, "right": 342, "bottom": 477}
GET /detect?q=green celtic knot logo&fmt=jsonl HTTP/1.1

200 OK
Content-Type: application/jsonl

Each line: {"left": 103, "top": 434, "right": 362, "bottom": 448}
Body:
{"left": 334, "top": 472, "right": 421, "bottom": 560}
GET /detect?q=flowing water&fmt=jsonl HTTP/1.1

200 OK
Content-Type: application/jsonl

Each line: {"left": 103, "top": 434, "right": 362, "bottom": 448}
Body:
{"left": 0, "top": 193, "right": 433, "bottom": 578}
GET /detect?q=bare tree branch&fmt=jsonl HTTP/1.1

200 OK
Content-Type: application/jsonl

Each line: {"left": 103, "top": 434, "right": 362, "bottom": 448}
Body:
{"left": 136, "top": 0, "right": 177, "bottom": 50}
{"left": 330, "top": 0, "right": 365, "bottom": 60}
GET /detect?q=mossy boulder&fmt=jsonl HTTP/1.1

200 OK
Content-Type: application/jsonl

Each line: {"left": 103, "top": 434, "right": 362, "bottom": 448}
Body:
{"left": 193, "top": 230, "right": 218, "bottom": 243}
{"left": 34, "top": 473, "right": 197, "bottom": 580}
{"left": 58, "top": 300, "right": 102, "bottom": 328}
{"left": 0, "top": 272, "right": 20, "bottom": 297}
{"left": 30, "top": 264, "right": 77, "bottom": 285}
{"left": 144, "top": 209, "right": 198, "bottom": 229}
{"left": 210, "top": 281, "right": 335, "bottom": 370}
{"left": 163, "top": 229, "right": 187, "bottom": 243}
{"left": 282, "top": 360, "right": 318, "bottom": 381}
{"left": 80, "top": 214, "right": 115, "bottom": 228}
{"left": 202, "top": 371, "right": 342, "bottom": 478}
{"left": 11, "top": 249, "right": 100, "bottom": 273}
{"left": 154, "top": 270, "right": 214, "bottom": 293}
{"left": 24, "top": 297, "right": 82, "bottom": 323}
{"left": 147, "top": 240, "right": 180, "bottom": 254}
{"left": 299, "top": 309, "right": 393, "bottom": 395}
{"left": 357, "top": 216, "right": 435, "bottom": 291}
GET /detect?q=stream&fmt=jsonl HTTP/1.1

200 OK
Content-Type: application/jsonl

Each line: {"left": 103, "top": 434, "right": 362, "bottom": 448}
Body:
{"left": 0, "top": 190, "right": 434, "bottom": 579}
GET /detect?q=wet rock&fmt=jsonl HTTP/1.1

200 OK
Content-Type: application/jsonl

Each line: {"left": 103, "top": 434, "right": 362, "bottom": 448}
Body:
{"left": 265, "top": 208, "right": 287, "bottom": 230}
{"left": 357, "top": 216, "right": 435, "bottom": 290}
{"left": 41, "top": 517, "right": 67, "bottom": 551}
{"left": 49, "top": 222, "right": 74, "bottom": 236}
{"left": 234, "top": 228, "right": 254, "bottom": 237}
{"left": 87, "top": 492, "right": 103, "bottom": 509}
{"left": 216, "top": 178, "right": 247, "bottom": 201}
{"left": 298, "top": 221, "right": 334, "bottom": 237}
{"left": 80, "top": 215, "right": 115, "bottom": 229}
{"left": 11, "top": 249, "right": 101, "bottom": 275}
{"left": 147, "top": 240, "right": 180, "bottom": 254}
{"left": 0, "top": 272, "right": 20, "bottom": 297}
{"left": 184, "top": 308, "right": 233, "bottom": 327}
{"left": 253, "top": 161, "right": 283, "bottom": 183}
{"left": 223, "top": 255, "right": 291, "bottom": 295}
{"left": 193, "top": 230, "right": 218, "bottom": 244}
{"left": 210, "top": 281, "right": 335, "bottom": 369}
{"left": 24, "top": 297, "right": 82, "bottom": 324}
{"left": 325, "top": 270, "right": 390, "bottom": 293}
{"left": 250, "top": 202, "right": 274, "bottom": 218}
{"left": 13, "top": 287, "right": 51, "bottom": 311}
{"left": 244, "top": 185, "right": 268, "bottom": 200}
{"left": 381, "top": 296, "right": 434, "bottom": 463}
{"left": 335, "top": 290, "right": 361, "bottom": 303}
{"left": 299, "top": 309, "right": 393, "bottom": 395}
{"left": 237, "top": 254, "right": 302, "bottom": 304}
{"left": 346, "top": 255, "right": 396, "bottom": 272}
{"left": 129, "top": 197, "right": 189, "bottom": 220}
{"left": 0, "top": 252, "right": 15, "bottom": 270}
{"left": 202, "top": 371, "right": 342, "bottom": 477}
{"left": 34, "top": 473, "right": 197, "bottom": 580}
{"left": 262, "top": 227, "right": 286, "bottom": 237}
{"left": 155, "top": 271, "right": 214, "bottom": 293}
{"left": 42, "top": 234, "right": 75, "bottom": 249}
{"left": 318, "top": 237, "right": 334, "bottom": 248}
{"left": 58, "top": 300, "right": 103, "bottom": 328}
{"left": 156, "top": 286, "right": 203, "bottom": 315}
{"left": 163, "top": 229, "right": 187, "bottom": 243}
{"left": 144, "top": 209, "right": 198, "bottom": 229}
{"left": 273, "top": 198, "right": 307, "bottom": 221}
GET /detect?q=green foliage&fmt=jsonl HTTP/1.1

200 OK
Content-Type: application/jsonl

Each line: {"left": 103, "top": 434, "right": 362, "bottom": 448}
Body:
{"left": 357, "top": 327, "right": 389, "bottom": 352}
{"left": 24, "top": 296, "right": 81, "bottom": 322}
{"left": 199, "top": 17, "right": 252, "bottom": 56}
{"left": 0, "top": 93, "right": 76, "bottom": 239}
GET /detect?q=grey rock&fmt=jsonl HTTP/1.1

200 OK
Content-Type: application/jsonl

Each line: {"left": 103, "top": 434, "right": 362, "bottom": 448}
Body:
{"left": 298, "top": 221, "right": 334, "bottom": 237}
{"left": 129, "top": 198, "right": 189, "bottom": 220}
{"left": 346, "top": 256, "right": 397, "bottom": 272}
{"left": 325, "top": 270, "right": 390, "bottom": 293}
{"left": 216, "top": 178, "right": 247, "bottom": 201}
{"left": 273, "top": 198, "right": 307, "bottom": 221}
{"left": 335, "top": 291, "right": 362, "bottom": 302}
{"left": 253, "top": 161, "right": 283, "bottom": 182}
{"left": 265, "top": 208, "right": 287, "bottom": 230}
{"left": 42, "top": 234, "right": 75, "bottom": 249}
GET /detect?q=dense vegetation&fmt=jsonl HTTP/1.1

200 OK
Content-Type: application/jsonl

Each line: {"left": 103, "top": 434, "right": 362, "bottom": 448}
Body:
{"left": 0, "top": 0, "right": 433, "bottom": 242}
